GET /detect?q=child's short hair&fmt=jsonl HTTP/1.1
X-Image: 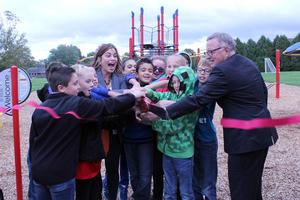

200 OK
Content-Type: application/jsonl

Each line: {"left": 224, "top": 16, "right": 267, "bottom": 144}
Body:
{"left": 178, "top": 52, "right": 192, "bottom": 66}
{"left": 121, "top": 58, "right": 136, "bottom": 70}
{"left": 136, "top": 57, "right": 154, "bottom": 73}
{"left": 48, "top": 66, "right": 76, "bottom": 92}
{"left": 71, "top": 64, "right": 92, "bottom": 77}
{"left": 167, "top": 54, "right": 187, "bottom": 66}
{"left": 198, "top": 59, "right": 212, "bottom": 68}
{"left": 45, "top": 62, "right": 67, "bottom": 80}
{"left": 150, "top": 55, "right": 165, "bottom": 63}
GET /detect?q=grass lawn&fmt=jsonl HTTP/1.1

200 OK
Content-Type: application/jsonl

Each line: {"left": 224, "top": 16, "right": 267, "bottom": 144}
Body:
{"left": 29, "top": 71, "right": 300, "bottom": 92}
{"left": 31, "top": 77, "right": 47, "bottom": 91}
{"left": 261, "top": 71, "right": 300, "bottom": 86}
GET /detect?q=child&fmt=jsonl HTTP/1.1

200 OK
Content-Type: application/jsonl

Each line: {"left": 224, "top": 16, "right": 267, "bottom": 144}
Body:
{"left": 155, "top": 54, "right": 187, "bottom": 92}
{"left": 193, "top": 60, "right": 218, "bottom": 200}
{"left": 178, "top": 52, "right": 192, "bottom": 68}
{"left": 36, "top": 61, "right": 67, "bottom": 102}
{"left": 122, "top": 58, "right": 155, "bottom": 199}
{"left": 28, "top": 61, "right": 67, "bottom": 199}
{"left": 29, "top": 64, "right": 144, "bottom": 200}
{"left": 71, "top": 64, "right": 104, "bottom": 200}
{"left": 151, "top": 55, "right": 166, "bottom": 81}
{"left": 146, "top": 66, "right": 198, "bottom": 199}
{"left": 122, "top": 58, "right": 137, "bottom": 75}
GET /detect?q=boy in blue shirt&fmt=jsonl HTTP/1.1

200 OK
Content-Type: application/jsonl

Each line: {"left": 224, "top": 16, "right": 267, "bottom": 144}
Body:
{"left": 193, "top": 60, "right": 218, "bottom": 200}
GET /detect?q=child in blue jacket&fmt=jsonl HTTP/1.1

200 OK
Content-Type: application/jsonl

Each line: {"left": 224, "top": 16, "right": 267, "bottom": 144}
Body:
{"left": 193, "top": 60, "right": 218, "bottom": 200}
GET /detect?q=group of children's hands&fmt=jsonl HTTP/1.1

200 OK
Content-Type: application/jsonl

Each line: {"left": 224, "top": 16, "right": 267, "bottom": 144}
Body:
{"left": 90, "top": 79, "right": 174, "bottom": 123}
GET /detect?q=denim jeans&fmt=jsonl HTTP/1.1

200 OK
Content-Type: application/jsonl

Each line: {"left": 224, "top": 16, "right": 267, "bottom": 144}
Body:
{"left": 193, "top": 139, "right": 218, "bottom": 200}
{"left": 27, "top": 150, "right": 34, "bottom": 200}
{"left": 124, "top": 142, "right": 153, "bottom": 200}
{"left": 163, "top": 154, "right": 194, "bottom": 200}
{"left": 32, "top": 178, "right": 75, "bottom": 200}
{"left": 152, "top": 137, "right": 164, "bottom": 200}
{"left": 119, "top": 147, "right": 129, "bottom": 200}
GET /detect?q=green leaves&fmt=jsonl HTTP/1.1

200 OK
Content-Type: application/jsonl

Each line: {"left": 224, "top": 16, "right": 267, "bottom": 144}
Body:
{"left": 47, "top": 44, "right": 82, "bottom": 66}
{"left": 0, "top": 11, "right": 34, "bottom": 70}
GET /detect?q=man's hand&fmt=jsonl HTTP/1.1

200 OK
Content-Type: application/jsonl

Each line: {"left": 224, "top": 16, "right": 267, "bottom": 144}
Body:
{"left": 139, "top": 112, "right": 160, "bottom": 122}
{"left": 156, "top": 100, "right": 176, "bottom": 107}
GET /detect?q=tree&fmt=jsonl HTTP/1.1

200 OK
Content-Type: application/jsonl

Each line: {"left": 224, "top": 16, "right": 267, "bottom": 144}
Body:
{"left": 0, "top": 11, "right": 34, "bottom": 70}
{"left": 235, "top": 38, "right": 247, "bottom": 56}
{"left": 48, "top": 44, "right": 82, "bottom": 66}
{"left": 273, "top": 35, "right": 291, "bottom": 71}
{"left": 245, "top": 39, "right": 257, "bottom": 64}
{"left": 256, "top": 36, "right": 274, "bottom": 71}
{"left": 87, "top": 51, "right": 95, "bottom": 57}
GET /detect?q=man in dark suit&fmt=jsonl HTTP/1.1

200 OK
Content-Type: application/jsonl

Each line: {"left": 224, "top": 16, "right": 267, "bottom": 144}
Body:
{"left": 161, "top": 32, "right": 278, "bottom": 200}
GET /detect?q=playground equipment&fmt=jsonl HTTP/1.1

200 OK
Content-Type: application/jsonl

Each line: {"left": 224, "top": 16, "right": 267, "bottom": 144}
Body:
{"left": 283, "top": 42, "right": 300, "bottom": 56}
{"left": 129, "top": 6, "right": 179, "bottom": 58}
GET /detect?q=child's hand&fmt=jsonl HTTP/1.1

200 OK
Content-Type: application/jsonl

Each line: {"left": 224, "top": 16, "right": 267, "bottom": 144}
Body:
{"left": 124, "top": 87, "right": 146, "bottom": 98}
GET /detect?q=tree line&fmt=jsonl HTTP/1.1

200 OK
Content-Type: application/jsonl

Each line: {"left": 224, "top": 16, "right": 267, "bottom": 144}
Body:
{"left": 1, "top": 11, "right": 299, "bottom": 71}
{"left": 235, "top": 34, "right": 300, "bottom": 71}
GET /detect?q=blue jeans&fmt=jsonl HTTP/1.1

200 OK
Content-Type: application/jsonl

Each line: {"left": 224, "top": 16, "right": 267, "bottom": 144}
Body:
{"left": 124, "top": 142, "right": 153, "bottom": 200}
{"left": 193, "top": 139, "right": 218, "bottom": 200}
{"left": 163, "top": 154, "right": 194, "bottom": 200}
{"left": 119, "top": 147, "right": 129, "bottom": 200}
{"left": 27, "top": 151, "right": 34, "bottom": 200}
{"left": 32, "top": 178, "right": 75, "bottom": 200}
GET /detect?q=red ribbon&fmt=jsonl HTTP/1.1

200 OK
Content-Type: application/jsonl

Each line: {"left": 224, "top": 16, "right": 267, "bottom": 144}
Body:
{"left": 0, "top": 101, "right": 86, "bottom": 120}
{"left": 221, "top": 115, "right": 300, "bottom": 130}
{"left": 1, "top": 101, "right": 300, "bottom": 130}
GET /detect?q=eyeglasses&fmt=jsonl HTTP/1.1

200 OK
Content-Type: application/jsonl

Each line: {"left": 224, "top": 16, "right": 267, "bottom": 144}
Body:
{"left": 153, "top": 66, "right": 165, "bottom": 74}
{"left": 206, "top": 47, "right": 224, "bottom": 56}
{"left": 197, "top": 68, "right": 212, "bottom": 74}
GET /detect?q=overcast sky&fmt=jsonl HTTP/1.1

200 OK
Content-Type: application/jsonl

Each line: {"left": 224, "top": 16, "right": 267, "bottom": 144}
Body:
{"left": 1, "top": 0, "right": 299, "bottom": 60}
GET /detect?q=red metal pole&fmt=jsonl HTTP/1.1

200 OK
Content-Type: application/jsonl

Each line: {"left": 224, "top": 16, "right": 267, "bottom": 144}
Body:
{"left": 157, "top": 15, "right": 161, "bottom": 55}
{"left": 173, "top": 13, "right": 175, "bottom": 52}
{"left": 131, "top": 11, "right": 135, "bottom": 57}
{"left": 197, "top": 48, "right": 201, "bottom": 65}
{"left": 275, "top": 49, "right": 280, "bottom": 98}
{"left": 11, "top": 66, "right": 23, "bottom": 200}
{"left": 129, "top": 38, "right": 133, "bottom": 58}
{"left": 140, "top": 7, "right": 144, "bottom": 57}
{"left": 175, "top": 9, "right": 179, "bottom": 52}
{"left": 161, "top": 6, "right": 164, "bottom": 55}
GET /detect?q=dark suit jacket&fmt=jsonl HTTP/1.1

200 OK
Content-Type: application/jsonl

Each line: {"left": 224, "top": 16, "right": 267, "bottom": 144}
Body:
{"left": 166, "top": 54, "right": 278, "bottom": 154}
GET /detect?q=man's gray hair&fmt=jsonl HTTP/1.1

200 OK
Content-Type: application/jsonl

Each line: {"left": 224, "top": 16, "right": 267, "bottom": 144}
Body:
{"left": 207, "top": 32, "right": 236, "bottom": 54}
